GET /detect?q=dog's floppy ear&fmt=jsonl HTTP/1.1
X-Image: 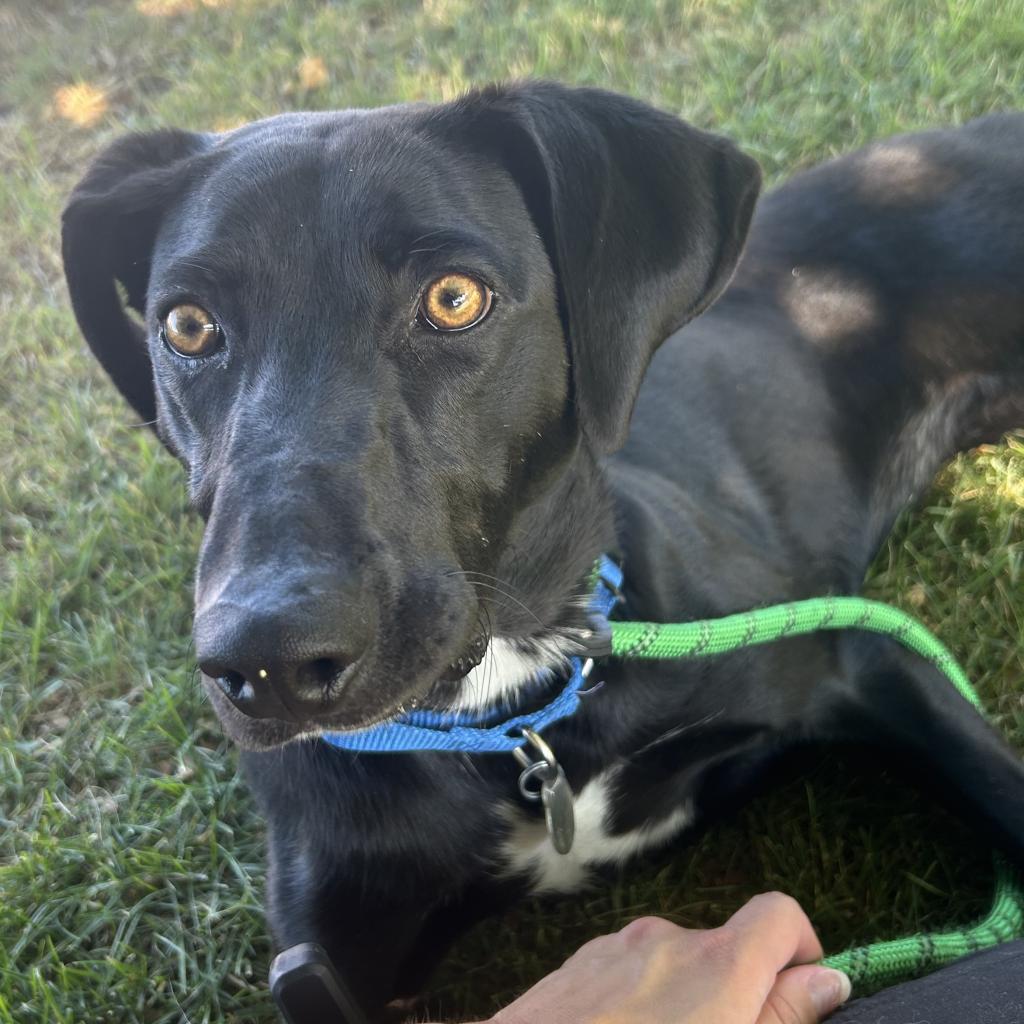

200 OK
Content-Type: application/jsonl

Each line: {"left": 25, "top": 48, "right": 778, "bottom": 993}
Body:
{"left": 432, "top": 82, "right": 762, "bottom": 453}
{"left": 62, "top": 130, "right": 210, "bottom": 423}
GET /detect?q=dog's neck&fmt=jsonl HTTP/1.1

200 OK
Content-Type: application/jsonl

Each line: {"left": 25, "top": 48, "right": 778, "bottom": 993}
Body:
{"left": 447, "top": 446, "right": 618, "bottom": 714}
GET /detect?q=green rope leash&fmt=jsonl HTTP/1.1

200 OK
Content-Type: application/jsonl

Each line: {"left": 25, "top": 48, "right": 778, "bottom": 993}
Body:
{"left": 822, "top": 856, "right": 1023, "bottom": 988}
{"left": 610, "top": 597, "right": 981, "bottom": 710}
{"left": 607, "top": 595, "right": 1024, "bottom": 990}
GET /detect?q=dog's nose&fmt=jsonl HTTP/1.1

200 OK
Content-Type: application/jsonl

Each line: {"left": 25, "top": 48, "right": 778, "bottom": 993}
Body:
{"left": 200, "top": 654, "right": 356, "bottom": 721}
{"left": 194, "top": 590, "right": 370, "bottom": 722}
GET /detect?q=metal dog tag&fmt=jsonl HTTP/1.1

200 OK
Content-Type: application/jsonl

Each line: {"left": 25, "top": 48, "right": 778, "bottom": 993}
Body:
{"left": 513, "top": 727, "right": 576, "bottom": 856}
{"left": 540, "top": 763, "right": 576, "bottom": 855}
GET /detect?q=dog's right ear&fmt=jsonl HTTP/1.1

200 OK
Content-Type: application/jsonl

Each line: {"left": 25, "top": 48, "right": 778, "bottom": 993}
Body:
{"left": 62, "top": 130, "right": 210, "bottom": 423}
{"left": 423, "top": 83, "right": 761, "bottom": 455}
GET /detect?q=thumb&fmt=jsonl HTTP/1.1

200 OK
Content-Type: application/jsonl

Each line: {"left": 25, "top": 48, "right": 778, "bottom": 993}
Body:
{"left": 756, "top": 965, "right": 852, "bottom": 1024}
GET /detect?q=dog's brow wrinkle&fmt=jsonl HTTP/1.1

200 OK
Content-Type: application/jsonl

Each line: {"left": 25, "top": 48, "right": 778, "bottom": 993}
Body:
{"left": 401, "top": 227, "right": 507, "bottom": 274}
{"left": 405, "top": 228, "right": 453, "bottom": 255}
{"left": 167, "top": 250, "right": 224, "bottom": 276}
{"left": 177, "top": 256, "right": 217, "bottom": 274}
{"left": 408, "top": 229, "right": 447, "bottom": 246}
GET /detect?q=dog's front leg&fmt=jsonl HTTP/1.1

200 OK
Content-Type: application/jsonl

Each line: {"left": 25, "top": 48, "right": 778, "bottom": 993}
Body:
{"left": 245, "top": 745, "right": 519, "bottom": 1020}
{"left": 266, "top": 855, "right": 435, "bottom": 1022}
{"left": 265, "top": 858, "right": 523, "bottom": 1021}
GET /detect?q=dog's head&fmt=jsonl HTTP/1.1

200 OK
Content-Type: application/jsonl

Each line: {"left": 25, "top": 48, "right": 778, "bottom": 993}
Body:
{"left": 63, "top": 83, "right": 759, "bottom": 749}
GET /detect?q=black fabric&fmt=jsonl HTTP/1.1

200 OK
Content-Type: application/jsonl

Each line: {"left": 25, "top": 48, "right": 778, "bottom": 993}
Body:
{"left": 832, "top": 941, "right": 1024, "bottom": 1024}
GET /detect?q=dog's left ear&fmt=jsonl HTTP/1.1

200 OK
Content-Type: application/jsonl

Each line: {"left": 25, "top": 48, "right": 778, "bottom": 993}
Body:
{"left": 429, "top": 82, "right": 762, "bottom": 453}
{"left": 62, "top": 130, "right": 211, "bottom": 424}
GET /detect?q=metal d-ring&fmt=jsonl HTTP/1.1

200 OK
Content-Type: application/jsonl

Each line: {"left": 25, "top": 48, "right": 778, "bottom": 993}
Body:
{"left": 517, "top": 761, "right": 554, "bottom": 801}
{"left": 517, "top": 726, "right": 558, "bottom": 766}
{"left": 513, "top": 727, "right": 558, "bottom": 799}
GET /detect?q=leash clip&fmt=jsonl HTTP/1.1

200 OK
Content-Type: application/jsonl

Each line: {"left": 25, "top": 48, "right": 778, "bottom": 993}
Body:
{"left": 512, "top": 727, "right": 576, "bottom": 855}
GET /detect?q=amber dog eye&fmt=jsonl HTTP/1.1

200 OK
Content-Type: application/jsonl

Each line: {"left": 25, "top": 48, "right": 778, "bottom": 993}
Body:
{"left": 417, "top": 273, "right": 493, "bottom": 332}
{"left": 162, "top": 303, "right": 222, "bottom": 357}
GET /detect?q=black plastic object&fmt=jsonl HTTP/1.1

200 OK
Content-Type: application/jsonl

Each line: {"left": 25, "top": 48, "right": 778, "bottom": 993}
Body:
{"left": 270, "top": 943, "right": 372, "bottom": 1024}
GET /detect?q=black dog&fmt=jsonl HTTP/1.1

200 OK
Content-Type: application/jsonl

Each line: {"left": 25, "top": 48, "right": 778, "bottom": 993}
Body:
{"left": 63, "top": 83, "right": 1024, "bottom": 1018}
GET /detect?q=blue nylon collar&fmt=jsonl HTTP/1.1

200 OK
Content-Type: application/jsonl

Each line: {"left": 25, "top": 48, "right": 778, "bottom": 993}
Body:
{"left": 320, "top": 556, "right": 622, "bottom": 754}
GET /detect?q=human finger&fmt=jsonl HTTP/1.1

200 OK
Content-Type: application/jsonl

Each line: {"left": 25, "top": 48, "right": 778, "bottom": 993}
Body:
{"left": 755, "top": 963, "right": 852, "bottom": 1024}
{"left": 720, "top": 892, "right": 825, "bottom": 972}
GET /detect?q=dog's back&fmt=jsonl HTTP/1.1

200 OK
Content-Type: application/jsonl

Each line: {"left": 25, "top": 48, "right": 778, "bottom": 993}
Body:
{"left": 614, "top": 113, "right": 1024, "bottom": 618}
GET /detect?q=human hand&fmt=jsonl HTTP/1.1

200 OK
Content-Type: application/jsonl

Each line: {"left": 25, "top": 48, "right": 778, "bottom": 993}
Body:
{"left": 489, "top": 892, "right": 851, "bottom": 1024}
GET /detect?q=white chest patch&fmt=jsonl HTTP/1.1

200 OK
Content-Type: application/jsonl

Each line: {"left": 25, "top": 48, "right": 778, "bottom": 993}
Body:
{"left": 499, "top": 766, "right": 695, "bottom": 894}
{"left": 451, "top": 633, "right": 587, "bottom": 713}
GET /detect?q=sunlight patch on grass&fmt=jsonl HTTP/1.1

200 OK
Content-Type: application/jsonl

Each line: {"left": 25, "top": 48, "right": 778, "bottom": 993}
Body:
{"left": 52, "top": 83, "right": 108, "bottom": 127}
{"left": 422, "top": 0, "right": 473, "bottom": 27}
{"left": 295, "top": 55, "right": 330, "bottom": 92}
{"left": 136, "top": 0, "right": 230, "bottom": 15}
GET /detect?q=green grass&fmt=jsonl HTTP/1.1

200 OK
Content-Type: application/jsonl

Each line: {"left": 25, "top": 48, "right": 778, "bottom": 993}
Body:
{"left": 3, "top": 0, "right": 1024, "bottom": 1020}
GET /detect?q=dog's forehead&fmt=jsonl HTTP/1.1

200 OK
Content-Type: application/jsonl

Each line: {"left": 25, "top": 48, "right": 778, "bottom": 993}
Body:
{"left": 173, "top": 109, "right": 531, "bottom": 259}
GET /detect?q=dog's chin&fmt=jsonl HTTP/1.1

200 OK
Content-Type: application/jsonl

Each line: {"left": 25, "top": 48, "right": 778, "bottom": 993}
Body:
{"left": 204, "top": 680, "right": 309, "bottom": 751}
{"left": 202, "top": 675, "right": 431, "bottom": 752}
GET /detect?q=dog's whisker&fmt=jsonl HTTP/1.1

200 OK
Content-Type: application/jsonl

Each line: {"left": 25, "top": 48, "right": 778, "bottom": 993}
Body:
{"left": 464, "top": 587, "right": 530, "bottom": 626}
{"left": 457, "top": 752, "right": 486, "bottom": 785}
{"left": 479, "top": 603, "right": 497, "bottom": 709}
{"left": 629, "top": 709, "right": 727, "bottom": 759}
{"left": 444, "top": 571, "right": 547, "bottom": 629}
